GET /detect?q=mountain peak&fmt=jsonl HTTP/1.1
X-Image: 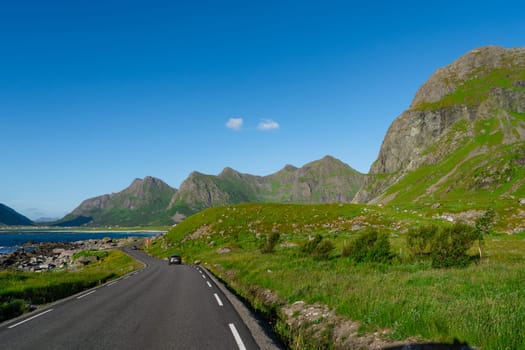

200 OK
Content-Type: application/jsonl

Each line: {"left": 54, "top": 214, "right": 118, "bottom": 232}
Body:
{"left": 356, "top": 45, "right": 525, "bottom": 204}
{"left": 61, "top": 176, "right": 177, "bottom": 226}
{"left": 219, "top": 167, "right": 241, "bottom": 178}
{"left": 411, "top": 46, "right": 525, "bottom": 108}
{"left": 316, "top": 155, "right": 343, "bottom": 165}
{"left": 283, "top": 164, "right": 298, "bottom": 172}
{"left": 128, "top": 176, "right": 173, "bottom": 194}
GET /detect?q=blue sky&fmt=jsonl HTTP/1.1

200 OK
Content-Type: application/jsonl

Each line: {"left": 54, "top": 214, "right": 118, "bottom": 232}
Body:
{"left": 2, "top": 1, "right": 525, "bottom": 219}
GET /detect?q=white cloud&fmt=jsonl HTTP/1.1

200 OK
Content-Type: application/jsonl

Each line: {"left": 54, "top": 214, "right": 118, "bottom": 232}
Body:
{"left": 226, "top": 118, "right": 243, "bottom": 131}
{"left": 257, "top": 119, "right": 280, "bottom": 131}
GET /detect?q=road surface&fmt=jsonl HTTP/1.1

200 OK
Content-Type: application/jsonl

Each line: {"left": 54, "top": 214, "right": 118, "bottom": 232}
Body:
{"left": 0, "top": 247, "right": 262, "bottom": 349}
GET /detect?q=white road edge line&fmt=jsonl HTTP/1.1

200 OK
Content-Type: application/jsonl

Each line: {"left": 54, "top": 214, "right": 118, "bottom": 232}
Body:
{"left": 214, "top": 293, "right": 224, "bottom": 306}
{"left": 77, "top": 290, "right": 96, "bottom": 299}
{"left": 207, "top": 281, "right": 212, "bottom": 288}
{"left": 229, "top": 323, "right": 247, "bottom": 350}
{"left": 202, "top": 274, "right": 206, "bottom": 279}
{"left": 107, "top": 280, "right": 120, "bottom": 287}
{"left": 8, "top": 309, "right": 54, "bottom": 329}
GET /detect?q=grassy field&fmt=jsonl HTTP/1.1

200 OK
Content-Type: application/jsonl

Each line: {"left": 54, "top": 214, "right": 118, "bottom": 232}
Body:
{"left": 148, "top": 203, "right": 525, "bottom": 349}
{"left": 0, "top": 250, "right": 142, "bottom": 322}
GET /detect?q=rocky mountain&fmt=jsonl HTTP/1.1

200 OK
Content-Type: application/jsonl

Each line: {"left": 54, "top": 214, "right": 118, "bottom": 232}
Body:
{"left": 168, "top": 156, "right": 364, "bottom": 218}
{"left": 59, "top": 176, "right": 177, "bottom": 226}
{"left": 354, "top": 46, "right": 525, "bottom": 212}
{"left": 265, "top": 156, "right": 364, "bottom": 203}
{"left": 0, "top": 204, "right": 33, "bottom": 226}
{"left": 60, "top": 156, "right": 364, "bottom": 226}
{"left": 58, "top": 46, "right": 525, "bottom": 227}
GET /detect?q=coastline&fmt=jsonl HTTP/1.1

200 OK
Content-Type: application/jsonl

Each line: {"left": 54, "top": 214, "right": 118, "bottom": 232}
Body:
{"left": 0, "top": 227, "right": 167, "bottom": 233}
{"left": 0, "top": 230, "right": 164, "bottom": 255}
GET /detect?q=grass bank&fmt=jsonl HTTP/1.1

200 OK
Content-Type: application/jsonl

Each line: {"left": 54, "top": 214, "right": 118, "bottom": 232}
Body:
{"left": 0, "top": 250, "right": 141, "bottom": 322}
{"left": 148, "top": 203, "right": 525, "bottom": 349}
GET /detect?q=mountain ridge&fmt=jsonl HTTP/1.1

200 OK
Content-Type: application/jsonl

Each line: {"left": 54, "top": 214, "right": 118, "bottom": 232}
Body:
{"left": 62, "top": 156, "right": 365, "bottom": 226}
{"left": 34, "top": 45, "right": 525, "bottom": 229}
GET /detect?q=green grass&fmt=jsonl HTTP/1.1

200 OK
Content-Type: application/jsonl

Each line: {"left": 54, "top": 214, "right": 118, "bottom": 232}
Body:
{"left": 148, "top": 203, "right": 525, "bottom": 349}
{"left": 414, "top": 67, "right": 525, "bottom": 111}
{"left": 378, "top": 113, "right": 525, "bottom": 218}
{"left": 0, "top": 250, "right": 141, "bottom": 322}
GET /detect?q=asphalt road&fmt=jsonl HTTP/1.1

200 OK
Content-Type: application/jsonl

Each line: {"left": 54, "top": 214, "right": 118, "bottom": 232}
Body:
{"left": 0, "top": 247, "right": 261, "bottom": 349}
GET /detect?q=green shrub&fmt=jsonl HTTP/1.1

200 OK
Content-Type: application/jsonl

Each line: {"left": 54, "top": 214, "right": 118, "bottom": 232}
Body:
{"left": 299, "top": 234, "right": 334, "bottom": 260}
{"left": 431, "top": 223, "right": 478, "bottom": 268}
{"left": 300, "top": 234, "right": 323, "bottom": 254}
{"left": 260, "top": 232, "right": 280, "bottom": 254}
{"left": 407, "top": 223, "right": 478, "bottom": 268}
{"left": 475, "top": 208, "right": 496, "bottom": 258}
{"left": 312, "top": 239, "right": 335, "bottom": 260}
{"left": 406, "top": 225, "right": 438, "bottom": 256}
{"left": 0, "top": 299, "right": 27, "bottom": 322}
{"left": 343, "top": 230, "right": 394, "bottom": 263}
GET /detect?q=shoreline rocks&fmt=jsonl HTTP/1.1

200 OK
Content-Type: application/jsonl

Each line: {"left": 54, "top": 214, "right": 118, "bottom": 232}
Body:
{"left": 0, "top": 237, "right": 140, "bottom": 272}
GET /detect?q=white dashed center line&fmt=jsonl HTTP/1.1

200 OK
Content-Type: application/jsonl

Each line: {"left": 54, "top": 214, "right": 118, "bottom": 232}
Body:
{"left": 77, "top": 290, "right": 96, "bottom": 299}
{"left": 8, "top": 309, "right": 54, "bottom": 329}
{"left": 207, "top": 281, "right": 212, "bottom": 288}
{"left": 229, "top": 323, "right": 247, "bottom": 350}
{"left": 214, "top": 293, "right": 224, "bottom": 306}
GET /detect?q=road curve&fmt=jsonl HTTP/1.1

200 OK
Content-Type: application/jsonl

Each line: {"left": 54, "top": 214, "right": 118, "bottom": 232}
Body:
{"left": 0, "top": 247, "right": 260, "bottom": 349}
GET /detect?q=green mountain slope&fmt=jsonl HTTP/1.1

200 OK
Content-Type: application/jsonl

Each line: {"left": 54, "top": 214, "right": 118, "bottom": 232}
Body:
{"left": 59, "top": 176, "right": 177, "bottom": 226}
{"left": 354, "top": 46, "right": 525, "bottom": 227}
{"left": 59, "top": 156, "right": 364, "bottom": 226}
{"left": 0, "top": 204, "right": 33, "bottom": 226}
{"left": 168, "top": 156, "right": 365, "bottom": 218}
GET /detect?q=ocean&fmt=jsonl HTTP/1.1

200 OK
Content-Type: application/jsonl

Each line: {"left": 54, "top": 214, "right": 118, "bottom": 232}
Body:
{"left": 0, "top": 231, "right": 162, "bottom": 254}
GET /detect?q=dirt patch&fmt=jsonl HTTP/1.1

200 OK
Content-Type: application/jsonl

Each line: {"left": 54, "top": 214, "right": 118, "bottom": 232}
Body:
{"left": 282, "top": 300, "right": 406, "bottom": 349}
{"left": 182, "top": 225, "right": 211, "bottom": 242}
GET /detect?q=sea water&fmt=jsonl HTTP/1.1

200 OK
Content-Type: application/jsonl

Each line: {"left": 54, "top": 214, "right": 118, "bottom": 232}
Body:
{"left": 0, "top": 231, "right": 161, "bottom": 254}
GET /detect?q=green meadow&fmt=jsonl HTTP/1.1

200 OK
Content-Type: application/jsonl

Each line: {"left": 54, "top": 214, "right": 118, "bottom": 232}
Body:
{"left": 148, "top": 203, "right": 525, "bottom": 349}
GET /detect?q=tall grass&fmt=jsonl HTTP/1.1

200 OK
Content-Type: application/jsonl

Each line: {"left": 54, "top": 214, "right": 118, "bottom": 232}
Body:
{"left": 149, "top": 203, "right": 525, "bottom": 349}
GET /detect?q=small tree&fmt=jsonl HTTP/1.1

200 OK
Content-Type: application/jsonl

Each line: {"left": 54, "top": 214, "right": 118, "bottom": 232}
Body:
{"left": 475, "top": 208, "right": 495, "bottom": 259}
{"left": 431, "top": 223, "right": 478, "bottom": 268}
{"left": 406, "top": 225, "right": 438, "bottom": 256}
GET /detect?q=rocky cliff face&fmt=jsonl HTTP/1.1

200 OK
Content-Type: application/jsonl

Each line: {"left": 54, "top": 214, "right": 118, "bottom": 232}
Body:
{"left": 355, "top": 46, "right": 525, "bottom": 204}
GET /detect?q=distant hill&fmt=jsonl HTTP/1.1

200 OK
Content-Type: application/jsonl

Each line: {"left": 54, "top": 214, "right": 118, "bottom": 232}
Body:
{"left": 354, "top": 46, "right": 525, "bottom": 221}
{"left": 58, "top": 176, "right": 177, "bottom": 227}
{"left": 61, "top": 157, "right": 365, "bottom": 227}
{"left": 0, "top": 204, "right": 33, "bottom": 226}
